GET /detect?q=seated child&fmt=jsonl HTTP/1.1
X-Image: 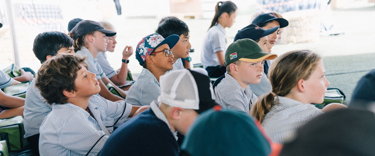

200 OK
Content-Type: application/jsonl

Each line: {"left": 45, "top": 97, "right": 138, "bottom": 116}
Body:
{"left": 234, "top": 24, "right": 279, "bottom": 97}
{"left": 251, "top": 13, "right": 289, "bottom": 77}
{"left": 70, "top": 20, "right": 126, "bottom": 101}
{"left": 24, "top": 31, "right": 75, "bottom": 155}
{"left": 0, "top": 88, "right": 24, "bottom": 118}
{"left": 100, "top": 69, "right": 218, "bottom": 156}
{"left": 156, "top": 16, "right": 191, "bottom": 70}
{"left": 250, "top": 50, "right": 346, "bottom": 143}
{"left": 125, "top": 33, "right": 179, "bottom": 106}
{"left": 97, "top": 21, "right": 133, "bottom": 87}
{"left": 37, "top": 54, "right": 140, "bottom": 155}
{"left": 215, "top": 39, "right": 277, "bottom": 113}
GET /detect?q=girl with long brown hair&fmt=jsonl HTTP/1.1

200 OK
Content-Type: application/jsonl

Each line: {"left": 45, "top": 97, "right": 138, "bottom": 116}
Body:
{"left": 250, "top": 50, "right": 345, "bottom": 143}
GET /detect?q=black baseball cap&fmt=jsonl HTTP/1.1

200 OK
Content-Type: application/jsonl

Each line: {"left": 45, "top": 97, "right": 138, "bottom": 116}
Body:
{"left": 252, "top": 13, "right": 289, "bottom": 28}
{"left": 70, "top": 20, "right": 116, "bottom": 39}
{"left": 67, "top": 18, "right": 83, "bottom": 32}
{"left": 234, "top": 24, "right": 279, "bottom": 42}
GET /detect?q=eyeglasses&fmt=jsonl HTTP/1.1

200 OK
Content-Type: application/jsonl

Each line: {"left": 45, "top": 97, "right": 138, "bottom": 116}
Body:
{"left": 151, "top": 49, "right": 174, "bottom": 57}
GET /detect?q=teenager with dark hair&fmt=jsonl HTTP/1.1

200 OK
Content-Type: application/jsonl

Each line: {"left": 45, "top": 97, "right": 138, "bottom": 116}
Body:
{"left": 201, "top": 1, "right": 237, "bottom": 78}
{"left": 156, "top": 17, "right": 191, "bottom": 70}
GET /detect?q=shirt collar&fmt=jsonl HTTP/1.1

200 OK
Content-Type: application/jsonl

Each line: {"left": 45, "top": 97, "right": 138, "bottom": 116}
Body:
{"left": 79, "top": 46, "right": 95, "bottom": 60}
{"left": 150, "top": 101, "right": 178, "bottom": 140}
{"left": 276, "top": 96, "right": 305, "bottom": 106}
{"left": 224, "top": 73, "right": 248, "bottom": 93}
{"left": 142, "top": 68, "right": 160, "bottom": 85}
{"left": 216, "top": 23, "right": 225, "bottom": 35}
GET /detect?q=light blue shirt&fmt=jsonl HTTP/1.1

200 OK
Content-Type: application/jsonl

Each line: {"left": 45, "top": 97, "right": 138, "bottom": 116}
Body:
{"left": 0, "top": 70, "right": 14, "bottom": 89}
{"left": 215, "top": 73, "right": 258, "bottom": 113}
{"left": 76, "top": 46, "right": 106, "bottom": 79}
{"left": 125, "top": 68, "right": 160, "bottom": 106}
{"left": 96, "top": 52, "right": 117, "bottom": 79}
{"left": 249, "top": 73, "right": 272, "bottom": 97}
{"left": 201, "top": 23, "right": 226, "bottom": 68}
{"left": 262, "top": 96, "right": 323, "bottom": 143}
{"left": 172, "top": 58, "right": 184, "bottom": 70}
{"left": 24, "top": 79, "right": 52, "bottom": 138}
{"left": 39, "top": 94, "right": 132, "bottom": 156}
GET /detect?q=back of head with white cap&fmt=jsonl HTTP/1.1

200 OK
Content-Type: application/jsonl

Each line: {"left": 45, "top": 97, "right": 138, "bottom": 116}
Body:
{"left": 158, "top": 69, "right": 217, "bottom": 114}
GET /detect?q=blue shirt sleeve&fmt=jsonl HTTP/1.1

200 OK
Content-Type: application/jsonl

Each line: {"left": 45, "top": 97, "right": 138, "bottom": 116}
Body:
{"left": 0, "top": 70, "right": 14, "bottom": 89}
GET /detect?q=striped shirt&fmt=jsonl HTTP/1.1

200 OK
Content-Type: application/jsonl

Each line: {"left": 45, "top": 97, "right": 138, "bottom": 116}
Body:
{"left": 215, "top": 73, "right": 258, "bottom": 113}
{"left": 76, "top": 46, "right": 106, "bottom": 79}
{"left": 262, "top": 96, "right": 323, "bottom": 143}
{"left": 39, "top": 95, "right": 132, "bottom": 156}
{"left": 0, "top": 70, "right": 14, "bottom": 89}
{"left": 96, "top": 52, "right": 117, "bottom": 79}
{"left": 125, "top": 68, "right": 160, "bottom": 106}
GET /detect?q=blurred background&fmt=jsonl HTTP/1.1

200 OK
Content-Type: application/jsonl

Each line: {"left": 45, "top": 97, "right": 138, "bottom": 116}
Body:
{"left": 0, "top": 0, "right": 374, "bottom": 102}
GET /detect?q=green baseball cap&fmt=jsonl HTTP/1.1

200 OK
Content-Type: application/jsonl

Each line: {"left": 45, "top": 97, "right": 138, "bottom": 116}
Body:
{"left": 225, "top": 39, "right": 277, "bottom": 66}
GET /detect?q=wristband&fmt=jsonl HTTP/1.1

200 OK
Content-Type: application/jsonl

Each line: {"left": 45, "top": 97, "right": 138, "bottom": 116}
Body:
{"left": 122, "top": 59, "right": 129, "bottom": 64}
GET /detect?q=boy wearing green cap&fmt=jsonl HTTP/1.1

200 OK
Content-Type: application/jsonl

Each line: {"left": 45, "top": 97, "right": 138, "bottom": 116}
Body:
{"left": 214, "top": 39, "right": 277, "bottom": 113}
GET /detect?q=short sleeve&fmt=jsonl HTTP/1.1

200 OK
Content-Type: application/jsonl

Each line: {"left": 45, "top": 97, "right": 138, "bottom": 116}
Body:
{"left": 0, "top": 70, "right": 14, "bottom": 89}
{"left": 94, "top": 95, "right": 133, "bottom": 127}
{"left": 211, "top": 32, "right": 226, "bottom": 53}
{"left": 96, "top": 53, "right": 117, "bottom": 78}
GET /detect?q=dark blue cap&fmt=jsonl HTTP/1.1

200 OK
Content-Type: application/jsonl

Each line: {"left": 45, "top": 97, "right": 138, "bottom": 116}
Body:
{"left": 234, "top": 24, "right": 279, "bottom": 42}
{"left": 70, "top": 20, "right": 116, "bottom": 39}
{"left": 252, "top": 13, "right": 289, "bottom": 28}
{"left": 67, "top": 18, "right": 83, "bottom": 32}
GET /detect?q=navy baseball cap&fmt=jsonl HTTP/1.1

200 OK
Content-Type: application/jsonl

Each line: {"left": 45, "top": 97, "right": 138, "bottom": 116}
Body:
{"left": 234, "top": 24, "right": 279, "bottom": 42}
{"left": 135, "top": 33, "right": 179, "bottom": 66}
{"left": 67, "top": 18, "right": 83, "bottom": 32}
{"left": 252, "top": 13, "right": 289, "bottom": 28}
{"left": 71, "top": 20, "right": 116, "bottom": 39}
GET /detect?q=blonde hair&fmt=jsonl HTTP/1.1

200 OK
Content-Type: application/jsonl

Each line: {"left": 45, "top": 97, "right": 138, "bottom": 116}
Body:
{"left": 250, "top": 50, "right": 321, "bottom": 122}
{"left": 99, "top": 21, "right": 114, "bottom": 30}
{"left": 270, "top": 11, "right": 283, "bottom": 18}
{"left": 226, "top": 60, "right": 241, "bottom": 74}
{"left": 69, "top": 31, "right": 95, "bottom": 52}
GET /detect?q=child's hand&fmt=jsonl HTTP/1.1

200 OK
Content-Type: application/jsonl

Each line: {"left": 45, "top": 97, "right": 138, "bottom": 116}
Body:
{"left": 20, "top": 69, "right": 34, "bottom": 81}
{"left": 122, "top": 46, "right": 133, "bottom": 59}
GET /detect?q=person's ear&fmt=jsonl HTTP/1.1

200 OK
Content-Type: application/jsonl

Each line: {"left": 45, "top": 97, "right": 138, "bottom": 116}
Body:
{"left": 145, "top": 55, "right": 155, "bottom": 65}
{"left": 221, "top": 12, "right": 229, "bottom": 19}
{"left": 63, "top": 90, "right": 76, "bottom": 98}
{"left": 296, "top": 79, "right": 306, "bottom": 93}
{"left": 86, "top": 34, "right": 94, "bottom": 44}
{"left": 170, "top": 107, "right": 183, "bottom": 120}
{"left": 46, "top": 55, "right": 53, "bottom": 61}
{"left": 230, "top": 63, "right": 238, "bottom": 74}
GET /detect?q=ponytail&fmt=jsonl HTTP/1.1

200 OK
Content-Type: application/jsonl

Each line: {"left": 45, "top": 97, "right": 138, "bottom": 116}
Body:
{"left": 209, "top": 1, "right": 237, "bottom": 29}
{"left": 251, "top": 92, "right": 277, "bottom": 123}
{"left": 69, "top": 31, "right": 95, "bottom": 52}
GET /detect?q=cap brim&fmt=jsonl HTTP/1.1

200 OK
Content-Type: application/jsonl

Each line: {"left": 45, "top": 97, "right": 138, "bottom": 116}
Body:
{"left": 275, "top": 18, "right": 289, "bottom": 28}
{"left": 262, "top": 26, "right": 279, "bottom": 37}
{"left": 98, "top": 28, "right": 117, "bottom": 37}
{"left": 155, "top": 34, "right": 180, "bottom": 50}
{"left": 239, "top": 53, "right": 278, "bottom": 63}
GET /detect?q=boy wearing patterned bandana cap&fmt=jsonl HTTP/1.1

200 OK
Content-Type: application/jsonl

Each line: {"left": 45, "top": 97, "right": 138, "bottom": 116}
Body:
{"left": 215, "top": 39, "right": 277, "bottom": 113}
{"left": 125, "top": 33, "right": 179, "bottom": 106}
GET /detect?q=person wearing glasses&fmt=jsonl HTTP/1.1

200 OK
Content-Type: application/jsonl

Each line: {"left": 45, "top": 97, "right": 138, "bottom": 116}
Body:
{"left": 125, "top": 33, "right": 179, "bottom": 106}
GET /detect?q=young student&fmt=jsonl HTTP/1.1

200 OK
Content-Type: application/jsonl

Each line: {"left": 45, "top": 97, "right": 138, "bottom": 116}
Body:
{"left": 36, "top": 54, "right": 140, "bottom": 156}
{"left": 70, "top": 20, "right": 126, "bottom": 101}
{"left": 215, "top": 39, "right": 277, "bottom": 113}
{"left": 181, "top": 107, "right": 276, "bottom": 156}
{"left": 201, "top": 1, "right": 237, "bottom": 78}
{"left": 97, "top": 21, "right": 133, "bottom": 87}
{"left": 270, "top": 12, "right": 285, "bottom": 43}
{"left": 125, "top": 33, "right": 179, "bottom": 106}
{"left": 156, "top": 16, "right": 191, "bottom": 70}
{"left": 24, "top": 31, "right": 77, "bottom": 155}
{"left": 234, "top": 24, "right": 278, "bottom": 97}
{"left": 250, "top": 50, "right": 346, "bottom": 143}
{"left": 252, "top": 12, "right": 289, "bottom": 77}
{"left": 100, "top": 69, "right": 218, "bottom": 156}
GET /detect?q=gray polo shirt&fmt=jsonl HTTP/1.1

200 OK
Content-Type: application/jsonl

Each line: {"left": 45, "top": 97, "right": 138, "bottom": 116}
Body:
{"left": 200, "top": 23, "right": 226, "bottom": 68}
{"left": 24, "top": 79, "right": 52, "bottom": 138}
{"left": 262, "top": 96, "right": 323, "bottom": 143}
{"left": 39, "top": 94, "right": 132, "bottom": 156}
{"left": 96, "top": 52, "right": 117, "bottom": 78}
{"left": 76, "top": 46, "right": 106, "bottom": 79}
{"left": 214, "top": 73, "right": 258, "bottom": 113}
{"left": 125, "top": 68, "right": 160, "bottom": 106}
{"left": 0, "top": 70, "right": 14, "bottom": 89}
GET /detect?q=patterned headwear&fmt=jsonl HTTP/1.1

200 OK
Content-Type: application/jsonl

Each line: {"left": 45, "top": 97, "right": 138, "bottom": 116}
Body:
{"left": 135, "top": 33, "right": 179, "bottom": 66}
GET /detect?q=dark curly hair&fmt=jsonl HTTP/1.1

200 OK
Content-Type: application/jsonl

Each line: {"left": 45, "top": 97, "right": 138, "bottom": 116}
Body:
{"left": 36, "top": 54, "right": 88, "bottom": 104}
